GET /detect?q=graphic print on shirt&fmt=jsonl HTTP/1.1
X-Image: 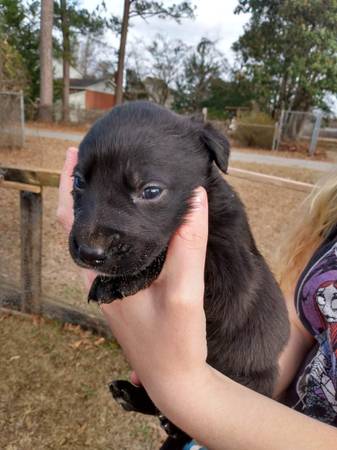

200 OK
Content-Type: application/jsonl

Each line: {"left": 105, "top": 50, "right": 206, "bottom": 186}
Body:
{"left": 295, "top": 244, "right": 337, "bottom": 424}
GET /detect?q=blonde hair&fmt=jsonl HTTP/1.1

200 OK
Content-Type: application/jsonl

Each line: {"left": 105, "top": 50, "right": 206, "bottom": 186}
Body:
{"left": 276, "top": 170, "right": 337, "bottom": 295}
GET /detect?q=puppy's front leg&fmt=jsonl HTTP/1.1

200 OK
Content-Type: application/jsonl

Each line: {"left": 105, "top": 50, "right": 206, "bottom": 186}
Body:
{"left": 109, "top": 380, "right": 158, "bottom": 415}
{"left": 109, "top": 380, "right": 191, "bottom": 448}
{"left": 88, "top": 250, "right": 167, "bottom": 304}
{"left": 88, "top": 275, "right": 148, "bottom": 303}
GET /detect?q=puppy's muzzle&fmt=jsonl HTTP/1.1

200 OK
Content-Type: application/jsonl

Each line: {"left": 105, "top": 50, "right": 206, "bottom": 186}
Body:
{"left": 71, "top": 232, "right": 132, "bottom": 269}
{"left": 78, "top": 243, "right": 106, "bottom": 266}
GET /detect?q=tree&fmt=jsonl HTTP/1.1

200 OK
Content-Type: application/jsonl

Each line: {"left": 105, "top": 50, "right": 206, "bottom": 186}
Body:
{"left": 0, "top": 0, "right": 40, "bottom": 102}
{"left": 233, "top": 0, "right": 337, "bottom": 114}
{"left": 39, "top": 0, "right": 54, "bottom": 122}
{"left": 115, "top": 0, "right": 195, "bottom": 105}
{"left": 145, "top": 34, "right": 187, "bottom": 105}
{"left": 53, "top": 0, "right": 110, "bottom": 121}
{"left": 203, "top": 75, "right": 255, "bottom": 119}
{"left": 124, "top": 68, "right": 148, "bottom": 101}
{"left": 75, "top": 34, "right": 117, "bottom": 78}
{"left": 174, "top": 38, "right": 228, "bottom": 112}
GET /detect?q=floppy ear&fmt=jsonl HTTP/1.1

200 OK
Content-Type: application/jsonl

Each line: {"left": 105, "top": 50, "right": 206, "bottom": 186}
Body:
{"left": 200, "top": 122, "right": 230, "bottom": 174}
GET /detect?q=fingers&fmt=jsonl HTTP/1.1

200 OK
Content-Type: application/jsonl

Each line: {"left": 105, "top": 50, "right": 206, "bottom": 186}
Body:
{"left": 80, "top": 268, "right": 97, "bottom": 292}
{"left": 159, "top": 187, "right": 208, "bottom": 301}
{"left": 57, "top": 147, "right": 78, "bottom": 233}
{"left": 130, "top": 371, "right": 142, "bottom": 386}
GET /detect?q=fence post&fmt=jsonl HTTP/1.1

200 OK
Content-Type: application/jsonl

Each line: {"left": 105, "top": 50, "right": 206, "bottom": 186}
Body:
{"left": 272, "top": 121, "right": 279, "bottom": 151}
{"left": 272, "top": 109, "right": 285, "bottom": 151}
{"left": 202, "top": 107, "right": 208, "bottom": 122}
{"left": 20, "top": 90, "right": 25, "bottom": 148}
{"left": 309, "top": 111, "right": 323, "bottom": 156}
{"left": 20, "top": 191, "right": 43, "bottom": 314}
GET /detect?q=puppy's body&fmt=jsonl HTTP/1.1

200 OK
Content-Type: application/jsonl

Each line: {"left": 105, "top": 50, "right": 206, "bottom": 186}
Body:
{"left": 204, "top": 169, "right": 287, "bottom": 395}
{"left": 70, "top": 102, "right": 289, "bottom": 447}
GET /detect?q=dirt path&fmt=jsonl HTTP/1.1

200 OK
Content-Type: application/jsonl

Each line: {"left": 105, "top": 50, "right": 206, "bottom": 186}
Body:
{"left": 25, "top": 127, "right": 336, "bottom": 172}
{"left": 25, "top": 127, "right": 83, "bottom": 142}
{"left": 229, "top": 151, "right": 335, "bottom": 172}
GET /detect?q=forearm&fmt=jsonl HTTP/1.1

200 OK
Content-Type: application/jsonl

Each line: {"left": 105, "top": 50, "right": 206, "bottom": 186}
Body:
{"left": 152, "top": 366, "right": 336, "bottom": 450}
{"left": 273, "top": 318, "right": 314, "bottom": 398}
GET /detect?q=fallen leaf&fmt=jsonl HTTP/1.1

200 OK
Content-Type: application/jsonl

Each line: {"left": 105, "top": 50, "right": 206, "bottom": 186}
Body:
{"left": 70, "top": 340, "right": 84, "bottom": 349}
{"left": 94, "top": 337, "right": 105, "bottom": 346}
{"left": 32, "top": 315, "right": 45, "bottom": 326}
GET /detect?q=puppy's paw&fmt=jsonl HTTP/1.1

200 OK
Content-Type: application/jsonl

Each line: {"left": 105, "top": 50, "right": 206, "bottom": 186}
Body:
{"left": 109, "top": 380, "right": 158, "bottom": 415}
{"left": 88, "top": 276, "right": 123, "bottom": 304}
{"left": 109, "top": 381, "right": 133, "bottom": 412}
{"left": 159, "top": 415, "right": 187, "bottom": 439}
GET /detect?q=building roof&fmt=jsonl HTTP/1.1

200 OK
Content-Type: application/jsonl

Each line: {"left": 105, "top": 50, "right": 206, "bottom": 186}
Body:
{"left": 70, "top": 78, "right": 112, "bottom": 90}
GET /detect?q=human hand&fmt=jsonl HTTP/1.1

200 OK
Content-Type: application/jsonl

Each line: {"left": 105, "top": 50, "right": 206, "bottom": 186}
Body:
{"left": 57, "top": 147, "right": 96, "bottom": 290}
{"left": 57, "top": 148, "right": 209, "bottom": 410}
{"left": 100, "top": 187, "right": 210, "bottom": 411}
{"left": 57, "top": 147, "right": 78, "bottom": 233}
{"left": 57, "top": 149, "right": 337, "bottom": 449}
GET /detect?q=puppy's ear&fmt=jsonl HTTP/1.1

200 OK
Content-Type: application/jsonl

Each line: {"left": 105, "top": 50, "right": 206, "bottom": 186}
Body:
{"left": 200, "top": 123, "right": 230, "bottom": 174}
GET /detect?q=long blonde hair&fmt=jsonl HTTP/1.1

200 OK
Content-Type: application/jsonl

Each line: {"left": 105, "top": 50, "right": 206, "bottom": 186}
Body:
{"left": 277, "top": 170, "right": 337, "bottom": 295}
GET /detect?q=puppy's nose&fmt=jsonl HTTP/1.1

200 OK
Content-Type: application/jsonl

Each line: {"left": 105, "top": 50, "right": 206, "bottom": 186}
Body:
{"left": 78, "top": 244, "right": 106, "bottom": 265}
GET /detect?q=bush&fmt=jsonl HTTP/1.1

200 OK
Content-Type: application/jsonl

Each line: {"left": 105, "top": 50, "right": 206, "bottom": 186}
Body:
{"left": 0, "top": 39, "right": 27, "bottom": 91}
{"left": 233, "top": 111, "right": 275, "bottom": 149}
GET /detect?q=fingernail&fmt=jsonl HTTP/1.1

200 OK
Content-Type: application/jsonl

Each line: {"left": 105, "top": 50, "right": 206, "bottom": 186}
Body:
{"left": 192, "top": 187, "right": 206, "bottom": 209}
{"left": 67, "top": 147, "right": 78, "bottom": 157}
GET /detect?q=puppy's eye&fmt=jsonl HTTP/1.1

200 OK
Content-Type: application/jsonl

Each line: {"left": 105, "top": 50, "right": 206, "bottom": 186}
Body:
{"left": 142, "top": 186, "right": 162, "bottom": 200}
{"left": 74, "top": 174, "right": 86, "bottom": 190}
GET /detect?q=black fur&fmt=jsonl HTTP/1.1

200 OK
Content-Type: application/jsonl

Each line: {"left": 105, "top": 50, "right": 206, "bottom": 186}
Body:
{"left": 69, "top": 101, "right": 290, "bottom": 449}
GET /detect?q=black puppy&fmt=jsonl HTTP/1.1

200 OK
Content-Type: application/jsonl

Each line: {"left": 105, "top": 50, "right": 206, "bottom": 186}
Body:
{"left": 69, "top": 101, "right": 289, "bottom": 449}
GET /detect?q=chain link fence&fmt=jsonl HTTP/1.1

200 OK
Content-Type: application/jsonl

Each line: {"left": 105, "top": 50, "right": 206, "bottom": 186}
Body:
{"left": 0, "top": 91, "right": 24, "bottom": 148}
{"left": 226, "top": 107, "right": 337, "bottom": 155}
{"left": 272, "top": 110, "right": 323, "bottom": 155}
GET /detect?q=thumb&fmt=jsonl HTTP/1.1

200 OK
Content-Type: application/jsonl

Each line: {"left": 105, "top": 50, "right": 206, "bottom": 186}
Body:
{"left": 159, "top": 187, "right": 208, "bottom": 299}
{"left": 57, "top": 147, "right": 78, "bottom": 232}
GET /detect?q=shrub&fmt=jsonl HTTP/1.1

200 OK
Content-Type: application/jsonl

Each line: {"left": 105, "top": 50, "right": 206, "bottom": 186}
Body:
{"left": 233, "top": 111, "right": 275, "bottom": 149}
{"left": 0, "top": 39, "right": 27, "bottom": 91}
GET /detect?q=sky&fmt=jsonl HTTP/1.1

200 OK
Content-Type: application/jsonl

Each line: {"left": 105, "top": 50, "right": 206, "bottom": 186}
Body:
{"left": 83, "top": 1, "right": 337, "bottom": 113}
{"left": 84, "top": 0, "right": 250, "bottom": 64}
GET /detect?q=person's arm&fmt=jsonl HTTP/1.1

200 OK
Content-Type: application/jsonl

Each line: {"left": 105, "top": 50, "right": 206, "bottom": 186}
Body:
{"left": 273, "top": 290, "right": 315, "bottom": 399}
{"left": 58, "top": 148, "right": 337, "bottom": 450}
{"left": 157, "top": 365, "right": 336, "bottom": 450}
{"left": 98, "top": 189, "right": 336, "bottom": 450}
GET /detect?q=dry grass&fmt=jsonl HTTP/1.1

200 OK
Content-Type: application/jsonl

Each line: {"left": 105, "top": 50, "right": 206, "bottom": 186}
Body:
{"left": 26, "top": 121, "right": 90, "bottom": 134}
{"left": 0, "top": 313, "right": 163, "bottom": 450}
{"left": 0, "top": 136, "right": 92, "bottom": 313}
{"left": 1, "top": 135, "right": 315, "bottom": 448}
{"left": 232, "top": 144, "right": 334, "bottom": 162}
{"left": 0, "top": 137, "right": 315, "bottom": 308}
{"left": 227, "top": 176, "right": 306, "bottom": 266}
{"left": 1, "top": 135, "right": 75, "bottom": 169}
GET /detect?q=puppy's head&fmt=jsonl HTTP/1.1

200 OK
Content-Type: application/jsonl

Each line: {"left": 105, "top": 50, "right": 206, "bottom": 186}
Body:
{"left": 69, "top": 102, "right": 229, "bottom": 297}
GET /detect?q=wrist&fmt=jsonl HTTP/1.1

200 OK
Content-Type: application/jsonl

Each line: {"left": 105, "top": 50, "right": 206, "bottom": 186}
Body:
{"left": 148, "top": 364, "right": 217, "bottom": 423}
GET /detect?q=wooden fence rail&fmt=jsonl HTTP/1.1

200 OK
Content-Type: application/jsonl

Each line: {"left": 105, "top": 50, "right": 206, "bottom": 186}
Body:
{"left": 0, "top": 164, "right": 314, "bottom": 335}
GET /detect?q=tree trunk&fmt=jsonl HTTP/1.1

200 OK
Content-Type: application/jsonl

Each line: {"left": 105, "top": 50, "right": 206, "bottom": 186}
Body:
{"left": 38, "top": 0, "right": 54, "bottom": 122}
{"left": 60, "top": 0, "right": 70, "bottom": 122}
{"left": 115, "top": 0, "right": 131, "bottom": 105}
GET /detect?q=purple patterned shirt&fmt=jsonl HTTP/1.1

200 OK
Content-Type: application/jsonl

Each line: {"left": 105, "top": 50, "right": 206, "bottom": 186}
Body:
{"left": 283, "top": 226, "right": 337, "bottom": 425}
